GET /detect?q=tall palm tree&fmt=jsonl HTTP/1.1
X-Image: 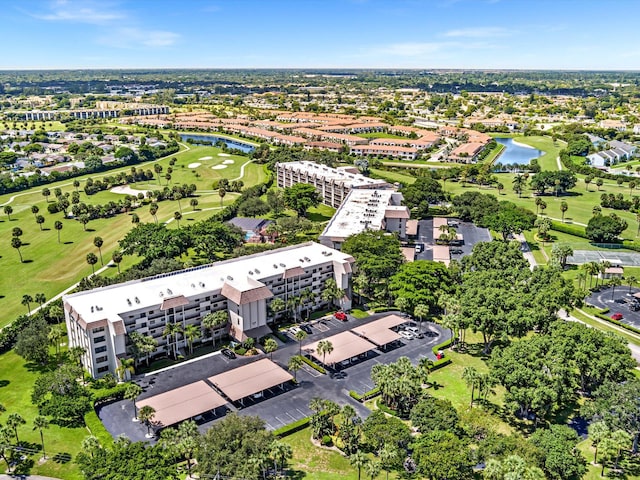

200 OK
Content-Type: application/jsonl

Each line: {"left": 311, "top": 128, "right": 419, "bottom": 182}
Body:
{"left": 349, "top": 451, "right": 369, "bottom": 480}
{"left": 378, "top": 444, "right": 400, "bottom": 480}
{"left": 317, "top": 340, "right": 334, "bottom": 368}
{"left": 48, "top": 326, "right": 63, "bottom": 356}
{"left": 138, "top": 405, "right": 156, "bottom": 438}
{"left": 269, "top": 297, "right": 286, "bottom": 321}
{"left": 588, "top": 421, "right": 611, "bottom": 464}
{"left": 162, "top": 322, "right": 182, "bottom": 359}
{"left": 560, "top": 201, "right": 568, "bottom": 223}
{"left": 173, "top": 211, "right": 182, "bottom": 228}
{"left": 12, "top": 237, "right": 23, "bottom": 263}
{"left": 202, "top": 310, "right": 228, "bottom": 347}
{"left": 414, "top": 303, "right": 429, "bottom": 334}
{"left": 364, "top": 458, "right": 382, "bottom": 480}
{"left": 462, "top": 366, "right": 479, "bottom": 407}
{"left": 627, "top": 275, "right": 637, "bottom": 293}
{"left": 270, "top": 440, "right": 293, "bottom": 476}
{"left": 34, "top": 292, "right": 46, "bottom": 307}
{"left": 33, "top": 416, "right": 49, "bottom": 459}
{"left": 263, "top": 337, "right": 278, "bottom": 360}
{"left": 609, "top": 276, "right": 622, "bottom": 299}
{"left": 149, "top": 203, "right": 159, "bottom": 224}
{"left": 54, "top": 220, "right": 63, "bottom": 243}
{"left": 295, "top": 329, "right": 307, "bottom": 355}
{"left": 6, "top": 413, "right": 26, "bottom": 443}
{"left": 112, "top": 250, "right": 123, "bottom": 274}
{"left": 21, "top": 294, "right": 33, "bottom": 314}
{"left": 322, "top": 278, "right": 345, "bottom": 309}
{"left": 124, "top": 383, "right": 143, "bottom": 421}
{"left": 288, "top": 355, "right": 304, "bottom": 382}
{"left": 116, "top": 357, "right": 136, "bottom": 382}
{"left": 184, "top": 324, "right": 200, "bottom": 355}
{"left": 93, "top": 236, "right": 104, "bottom": 265}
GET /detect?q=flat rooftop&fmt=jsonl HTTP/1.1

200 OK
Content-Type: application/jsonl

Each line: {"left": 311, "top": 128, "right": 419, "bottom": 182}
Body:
{"left": 136, "top": 380, "right": 227, "bottom": 428}
{"left": 350, "top": 314, "right": 406, "bottom": 347}
{"left": 304, "top": 331, "right": 377, "bottom": 366}
{"left": 277, "top": 161, "right": 390, "bottom": 189}
{"left": 64, "top": 242, "right": 353, "bottom": 326}
{"left": 320, "top": 189, "right": 404, "bottom": 240}
{"left": 208, "top": 358, "right": 293, "bottom": 402}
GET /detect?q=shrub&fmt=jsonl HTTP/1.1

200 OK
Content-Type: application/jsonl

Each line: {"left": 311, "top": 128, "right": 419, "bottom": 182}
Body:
{"left": 273, "top": 416, "right": 311, "bottom": 438}
{"left": 432, "top": 338, "right": 453, "bottom": 355}
{"left": 91, "top": 383, "right": 129, "bottom": 405}
{"left": 431, "top": 358, "right": 452, "bottom": 371}
{"left": 234, "top": 347, "right": 247, "bottom": 356}
{"left": 300, "top": 355, "right": 326, "bottom": 374}
{"left": 84, "top": 409, "right": 114, "bottom": 447}
{"left": 273, "top": 331, "right": 289, "bottom": 343}
{"left": 550, "top": 220, "right": 588, "bottom": 239}
{"left": 322, "top": 435, "right": 333, "bottom": 446}
{"left": 349, "top": 387, "right": 381, "bottom": 402}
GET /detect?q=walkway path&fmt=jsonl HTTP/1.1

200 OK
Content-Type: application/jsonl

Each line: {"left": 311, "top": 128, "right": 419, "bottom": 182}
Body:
{"left": 514, "top": 233, "right": 536, "bottom": 270}
{"left": 556, "top": 155, "right": 563, "bottom": 171}
{"left": 0, "top": 475, "right": 63, "bottom": 480}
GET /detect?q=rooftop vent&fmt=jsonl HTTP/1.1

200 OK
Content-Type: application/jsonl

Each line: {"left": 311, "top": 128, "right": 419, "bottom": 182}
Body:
{"left": 304, "top": 257, "right": 311, "bottom": 262}
{"left": 159, "top": 292, "right": 164, "bottom": 297}
{"left": 91, "top": 306, "right": 94, "bottom": 313}
{"left": 227, "top": 275, "right": 233, "bottom": 281}
{"left": 273, "top": 264, "right": 278, "bottom": 269}
{"left": 255, "top": 268, "right": 261, "bottom": 274}
{"left": 280, "top": 263, "right": 286, "bottom": 267}
{"left": 199, "top": 282, "right": 205, "bottom": 288}
{"left": 249, "top": 270, "right": 254, "bottom": 275}
{"left": 135, "top": 297, "right": 140, "bottom": 304}
{"left": 127, "top": 299, "right": 132, "bottom": 306}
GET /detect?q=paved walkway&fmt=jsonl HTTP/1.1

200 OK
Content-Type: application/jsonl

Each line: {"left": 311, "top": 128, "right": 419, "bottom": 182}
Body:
{"left": 0, "top": 475, "right": 63, "bottom": 480}
{"left": 514, "top": 233, "right": 536, "bottom": 270}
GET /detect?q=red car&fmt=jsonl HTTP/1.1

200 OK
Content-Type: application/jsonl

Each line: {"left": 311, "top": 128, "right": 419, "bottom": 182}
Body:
{"left": 611, "top": 313, "right": 624, "bottom": 321}
{"left": 334, "top": 311, "right": 347, "bottom": 321}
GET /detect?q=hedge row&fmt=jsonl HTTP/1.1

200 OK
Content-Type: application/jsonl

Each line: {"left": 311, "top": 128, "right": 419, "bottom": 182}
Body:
{"left": 300, "top": 355, "right": 326, "bottom": 374}
{"left": 591, "top": 309, "right": 640, "bottom": 336}
{"left": 432, "top": 338, "right": 453, "bottom": 355}
{"left": 349, "top": 386, "right": 381, "bottom": 402}
{"left": 91, "top": 383, "right": 129, "bottom": 406}
{"left": 84, "top": 409, "right": 114, "bottom": 446}
{"left": 273, "top": 416, "right": 311, "bottom": 438}
{"left": 550, "top": 220, "right": 588, "bottom": 238}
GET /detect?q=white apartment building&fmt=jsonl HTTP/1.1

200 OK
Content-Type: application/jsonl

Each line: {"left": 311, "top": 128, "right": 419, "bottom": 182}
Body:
{"left": 319, "top": 189, "right": 410, "bottom": 250}
{"left": 64, "top": 242, "right": 354, "bottom": 378}
{"left": 276, "top": 161, "right": 391, "bottom": 208}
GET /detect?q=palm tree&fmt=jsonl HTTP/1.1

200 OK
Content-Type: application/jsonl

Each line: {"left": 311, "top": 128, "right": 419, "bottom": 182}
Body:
{"left": 364, "top": 458, "right": 382, "bottom": 480}
{"left": 33, "top": 416, "right": 49, "bottom": 459}
{"left": 31, "top": 205, "right": 39, "bottom": 218}
{"left": 202, "top": 310, "right": 228, "bottom": 347}
{"left": 218, "top": 187, "right": 226, "bottom": 207}
{"left": 174, "top": 211, "right": 182, "bottom": 227}
{"left": 183, "top": 324, "right": 199, "bottom": 355}
{"left": 21, "top": 294, "right": 33, "bottom": 314}
{"left": 270, "top": 440, "right": 293, "bottom": 476}
{"left": 535, "top": 197, "right": 543, "bottom": 215}
{"left": 149, "top": 203, "right": 159, "bottom": 224}
{"left": 190, "top": 198, "right": 199, "bottom": 211}
{"left": 264, "top": 337, "right": 278, "bottom": 360}
{"left": 588, "top": 421, "right": 610, "bottom": 464}
{"left": 269, "top": 297, "right": 286, "bottom": 321}
{"left": 93, "top": 236, "right": 104, "bottom": 265}
{"left": 48, "top": 325, "right": 63, "bottom": 356}
{"left": 3, "top": 205, "right": 13, "bottom": 221}
{"left": 609, "top": 276, "right": 622, "bottom": 299}
{"left": 414, "top": 303, "right": 429, "bottom": 334}
{"left": 288, "top": 355, "right": 304, "bottom": 381}
{"left": 138, "top": 405, "right": 156, "bottom": 438}
{"left": 86, "top": 253, "right": 98, "bottom": 275}
{"left": 512, "top": 175, "right": 525, "bottom": 198}
{"left": 112, "top": 250, "right": 123, "bottom": 274}
{"left": 116, "top": 357, "right": 135, "bottom": 382}
{"left": 35, "top": 292, "right": 46, "bottom": 308}
{"left": 36, "top": 214, "right": 45, "bottom": 230}
{"left": 124, "top": 383, "right": 143, "bottom": 421}
{"left": 584, "top": 176, "right": 592, "bottom": 191}
{"left": 349, "top": 451, "right": 369, "bottom": 480}
{"left": 560, "top": 201, "right": 568, "bottom": 223}
{"left": 379, "top": 444, "right": 400, "bottom": 480}
{"left": 81, "top": 435, "right": 101, "bottom": 457}
{"left": 539, "top": 200, "right": 547, "bottom": 216}
{"left": 54, "top": 220, "right": 63, "bottom": 243}
{"left": 295, "top": 329, "right": 307, "bottom": 355}
{"left": 322, "top": 278, "right": 345, "bottom": 308}
{"left": 12, "top": 237, "right": 23, "bottom": 262}
{"left": 7, "top": 413, "right": 26, "bottom": 443}
{"left": 462, "top": 366, "right": 479, "bottom": 407}
{"left": 627, "top": 275, "right": 637, "bottom": 293}
{"left": 154, "top": 164, "right": 163, "bottom": 184}
{"left": 317, "top": 340, "right": 334, "bottom": 368}
{"left": 163, "top": 322, "right": 182, "bottom": 359}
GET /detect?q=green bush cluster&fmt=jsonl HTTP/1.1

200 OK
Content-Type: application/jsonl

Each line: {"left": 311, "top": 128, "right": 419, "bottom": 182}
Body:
{"left": 349, "top": 386, "right": 381, "bottom": 402}
{"left": 84, "top": 409, "right": 114, "bottom": 446}
{"left": 550, "top": 220, "right": 588, "bottom": 238}
{"left": 272, "top": 416, "right": 311, "bottom": 438}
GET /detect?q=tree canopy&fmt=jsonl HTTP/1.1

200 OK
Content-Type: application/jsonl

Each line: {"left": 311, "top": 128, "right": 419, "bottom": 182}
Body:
{"left": 388, "top": 260, "right": 451, "bottom": 315}
{"left": 585, "top": 213, "right": 628, "bottom": 243}
{"left": 400, "top": 175, "right": 448, "bottom": 218}
{"left": 283, "top": 183, "right": 321, "bottom": 217}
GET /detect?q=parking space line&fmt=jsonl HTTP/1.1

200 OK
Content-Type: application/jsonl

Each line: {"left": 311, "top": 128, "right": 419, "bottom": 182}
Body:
{"left": 274, "top": 416, "right": 287, "bottom": 425}
{"left": 286, "top": 412, "right": 297, "bottom": 421}
{"left": 296, "top": 408, "right": 308, "bottom": 417}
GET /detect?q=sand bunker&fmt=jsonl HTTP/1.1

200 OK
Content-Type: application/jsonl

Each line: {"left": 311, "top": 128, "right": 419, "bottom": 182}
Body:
{"left": 218, "top": 153, "right": 231, "bottom": 157}
{"left": 188, "top": 163, "right": 201, "bottom": 168}
{"left": 110, "top": 185, "right": 150, "bottom": 196}
{"left": 222, "top": 160, "right": 235, "bottom": 165}
{"left": 199, "top": 156, "right": 213, "bottom": 160}
{"left": 211, "top": 165, "right": 227, "bottom": 170}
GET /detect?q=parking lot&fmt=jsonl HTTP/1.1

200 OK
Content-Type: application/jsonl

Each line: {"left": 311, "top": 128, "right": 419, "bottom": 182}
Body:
{"left": 586, "top": 286, "right": 640, "bottom": 329}
{"left": 98, "top": 311, "right": 446, "bottom": 440}
{"left": 416, "top": 218, "right": 491, "bottom": 261}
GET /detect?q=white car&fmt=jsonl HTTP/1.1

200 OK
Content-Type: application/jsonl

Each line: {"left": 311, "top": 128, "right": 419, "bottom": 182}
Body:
{"left": 289, "top": 326, "right": 302, "bottom": 336}
{"left": 405, "top": 326, "right": 419, "bottom": 335}
{"left": 398, "top": 330, "right": 415, "bottom": 340}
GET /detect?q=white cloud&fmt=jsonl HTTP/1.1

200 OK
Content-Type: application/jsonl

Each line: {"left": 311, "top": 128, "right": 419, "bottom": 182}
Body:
{"left": 443, "top": 27, "right": 511, "bottom": 38}
{"left": 34, "top": 0, "right": 125, "bottom": 24}
{"left": 98, "top": 28, "right": 180, "bottom": 48}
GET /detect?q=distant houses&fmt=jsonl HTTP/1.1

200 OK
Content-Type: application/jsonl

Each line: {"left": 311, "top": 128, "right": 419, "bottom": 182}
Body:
{"left": 586, "top": 140, "right": 637, "bottom": 167}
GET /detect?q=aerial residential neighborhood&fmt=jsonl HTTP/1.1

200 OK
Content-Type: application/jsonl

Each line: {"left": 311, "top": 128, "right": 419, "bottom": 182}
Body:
{"left": 3, "top": 1, "right": 640, "bottom": 480}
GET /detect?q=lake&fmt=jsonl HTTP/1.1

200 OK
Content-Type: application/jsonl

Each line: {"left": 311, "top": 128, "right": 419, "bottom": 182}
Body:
{"left": 180, "top": 134, "right": 255, "bottom": 153}
{"left": 494, "top": 137, "right": 542, "bottom": 165}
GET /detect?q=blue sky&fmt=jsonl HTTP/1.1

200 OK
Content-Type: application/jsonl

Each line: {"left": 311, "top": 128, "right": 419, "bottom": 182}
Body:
{"left": 1, "top": 0, "right": 639, "bottom": 70}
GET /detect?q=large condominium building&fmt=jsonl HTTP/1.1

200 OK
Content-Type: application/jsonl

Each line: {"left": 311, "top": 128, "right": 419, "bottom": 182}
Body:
{"left": 319, "top": 189, "right": 410, "bottom": 250}
{"left": 64, "top": 242, "right": 354, "bottom": 378}
{"left": 276, "top": 161, "right": 391, "bottom": 208}
{"left": 24, "top": 104, "right": 169, "bottom": 121}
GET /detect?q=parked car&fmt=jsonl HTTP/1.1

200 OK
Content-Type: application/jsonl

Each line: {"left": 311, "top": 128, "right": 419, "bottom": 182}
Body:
{"left": 221, "top": 348, "right": 236, "bottom": 359}
{"left": 398, "top": 330, "right": 415, "bottom": 340}
{"left": 448, "top": 220, "right": 459, "bottom": 227}
{"left": 289, "top": 326, "right": 302, "bottom": 336}
{"left": 301, "top": 324, "right": 313, "bottom": 334}
{"left": 611, "top": 312, "right": 624, "bottom": 321}
{"left": 334, "top": 311, "right": 348, "bottom": 321}
{"left": 415, "top": 243, "right": 424, "bottom": 253}
{"left": 405, "top": 325, "right": 419, "bottom": 334}
{"left": 451, "top": 248, "right": 464, "bottom": 255}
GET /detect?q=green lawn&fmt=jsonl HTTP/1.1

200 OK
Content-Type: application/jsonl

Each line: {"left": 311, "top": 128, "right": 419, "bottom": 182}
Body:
{"left": 0, "top": 348, "right": 85, "bottom": 479}
{"left": 0, "top": 145, "right": 267, "bottom": 327}
{"left": 281, "top": 428, "right": 393, "bottom": 480}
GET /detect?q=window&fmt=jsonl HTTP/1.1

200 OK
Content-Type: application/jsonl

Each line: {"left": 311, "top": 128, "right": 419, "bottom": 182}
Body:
{"left": 92, "top": 326, "right": 105, "bottom": 334}
{"left": 97, "top": 366, "right": 109, "bottom": 374}
{"left": 95, "top": 346, "right": 107, "bottom": 354}
{"left": 96, "top": 356, "right": 108, "bottom": 363}
{"left": 93, "top": 336, "right": 105, "bottom": 343}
